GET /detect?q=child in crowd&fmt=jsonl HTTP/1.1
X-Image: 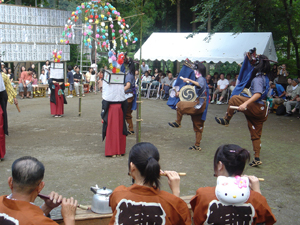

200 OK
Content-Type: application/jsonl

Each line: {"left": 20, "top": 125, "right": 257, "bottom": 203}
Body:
{"left": 97, "top": 70, "right": 103, "bottom": 92}
{"left": 190, "top": 144, "right": 276, "bottom": 225}
{"left": 89, "top": 70, "right": 96, "bottom": 93}
{"left": 32, "top": 73, "right": 39, "bottom": 94}
{"left": 39, "top": 69, "right": 48, "bottom": 85}
{"left": 67, "top": 65, "right": 74, "bottom": 98}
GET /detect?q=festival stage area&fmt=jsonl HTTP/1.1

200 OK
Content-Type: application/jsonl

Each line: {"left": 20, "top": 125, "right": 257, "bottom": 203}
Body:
{"left": 0, "top": 94, "right": 299, "bottom": 224}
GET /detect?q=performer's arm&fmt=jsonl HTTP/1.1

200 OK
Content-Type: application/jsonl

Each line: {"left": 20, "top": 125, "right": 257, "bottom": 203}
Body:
{"left": 124, "top": 82, "right": 131, "bottom": 91}
{"left": 181, "top": 78, "right": 200, "bottom": 87}
{"left": 238, "top": 93, "right": 262, "bottom": 111}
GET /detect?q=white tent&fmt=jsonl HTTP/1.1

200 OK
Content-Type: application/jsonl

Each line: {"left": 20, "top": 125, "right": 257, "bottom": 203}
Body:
{"left": 134, "top": 32, "right": 277, "bottom": 63}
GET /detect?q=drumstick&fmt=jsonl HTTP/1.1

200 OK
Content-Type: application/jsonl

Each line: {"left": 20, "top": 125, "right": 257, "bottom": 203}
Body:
{"left": 38, "top": 194, "right": 91, "bottom": 210}
{"left": 229, "top": 106, "right": 247, "bottom": 110}
{"left": 15, "top": 104, "right": 21, "bottom": 112}
{"left": 180, "top": 76, "right": 190, "bottom": 84}
{"left": 258, "top": 178, "right": 264, "bottom": 181}
{"left": 161, "top": 172, "right": 186, "bottom": 176}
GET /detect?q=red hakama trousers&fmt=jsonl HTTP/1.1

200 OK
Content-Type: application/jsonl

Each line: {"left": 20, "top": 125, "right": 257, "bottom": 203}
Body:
{"left": 105, "top": 104, "right": 126, "bottom": 156}
{"left": 50, "top": 83, "right": 64, "bottom": 115}
{"left": 0, "top": 105, "right": 5, "bottom": 159}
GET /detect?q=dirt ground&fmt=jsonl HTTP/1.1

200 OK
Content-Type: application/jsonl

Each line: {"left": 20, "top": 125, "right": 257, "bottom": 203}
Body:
{"left": 0, "top": 93, "right": 299, "bottom": 224}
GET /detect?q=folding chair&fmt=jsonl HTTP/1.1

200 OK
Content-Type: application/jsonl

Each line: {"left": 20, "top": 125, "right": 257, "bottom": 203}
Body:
{"left": 146, "top": 81, "right": 160, "bottom": 99}
{"left": 141, "top": 81, "right": 150, "bottom": 97}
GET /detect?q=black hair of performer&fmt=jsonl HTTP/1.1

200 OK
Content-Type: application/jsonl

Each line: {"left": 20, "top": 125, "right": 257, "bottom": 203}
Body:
{"left": 190, "top": 144, "right": 276, "bottom": 225}
{"left": 108, "top": 142, "right": 192, "bottom": 225}
{"left": 215, "top": 53, "right": 271, "bottom": 167}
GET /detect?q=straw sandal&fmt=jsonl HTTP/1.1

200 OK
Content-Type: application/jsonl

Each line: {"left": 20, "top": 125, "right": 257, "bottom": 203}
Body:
{"left": 189, "top": 145, "right": 201, "bottom": 151}
{"left": 168, "top": 122, "right": 181, "bottom": 128}
{"left": 249, "top": 158, "right": 262, "bottom": 167}
{"left": 215, "top": 117, "right": 229, "bottom": 126}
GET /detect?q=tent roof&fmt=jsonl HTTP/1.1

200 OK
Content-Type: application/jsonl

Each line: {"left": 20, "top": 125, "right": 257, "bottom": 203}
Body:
{"left": 134, "top": 32, "right": 277, "bottom": 63}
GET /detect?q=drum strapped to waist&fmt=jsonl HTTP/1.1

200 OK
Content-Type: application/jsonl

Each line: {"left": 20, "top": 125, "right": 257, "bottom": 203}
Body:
{"left": 177, "top": 85, "right": 198, "bottom": 102}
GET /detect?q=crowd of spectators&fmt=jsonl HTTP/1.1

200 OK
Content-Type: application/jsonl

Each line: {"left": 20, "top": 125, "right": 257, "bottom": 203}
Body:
{"left": 1, "top": 60, "right": 300, "bottom": 117}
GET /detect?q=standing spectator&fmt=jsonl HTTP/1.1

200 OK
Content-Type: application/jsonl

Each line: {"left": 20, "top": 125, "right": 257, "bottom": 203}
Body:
{"left": 285, "top": 78, "right": 293, "bottom": 100}
{"left": 206, "top": 74, "right": 214, "bottom": 98}
{"left": 73, "top": 66, "right": 85, "bottom": 97}
{"left": 30, "top": 64, "right": 37, "bottom": 75}
{"left": 277, "top": 64, "right": 288, "bottom": 89}
{"left": 97, "top": 70, "right": 104, "bottom": 93}
{"left": 211, "top": 73, "right": 229, "bottom": 104}
{"left": 19, "top": 68, "right": 33, "bottom": 99}
{"left": 66, "top": 65, "right": 74, "bottom": 98}
{"left": 140, "top": 61, "right": 149, "bottom": 74}
{"left": 85, "top": 67, "right": 92, "bottom": 84}
{"left": 39, "top": 69, "right": 48, "bottom": 85}
{"left": 0, "top": 62, "right": 5, "bottom": 72}
{"left": 43, "top": 60, "right": 50, "bottom": 76}
{"left": 89, "top": 70, "right": 96, "bottom": 93}
{"left": 161, "top": 72, "right": 174, "bottom": 100}
{"left": 283, "top": 79, "right": 300, "bottom": 116}
{"left": 269, "top": 64, "right": 278, "bottom": 82}
{"left": 91, "top": 60, "right": 98, "bottom": 73}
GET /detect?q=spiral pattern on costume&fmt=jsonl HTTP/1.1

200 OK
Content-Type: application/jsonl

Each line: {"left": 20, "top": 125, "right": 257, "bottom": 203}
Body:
{"left": 182, "top": 87, "right": 196, "bottom": 101}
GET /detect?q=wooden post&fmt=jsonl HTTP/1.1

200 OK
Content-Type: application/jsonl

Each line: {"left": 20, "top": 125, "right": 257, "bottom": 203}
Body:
{"left": 79, "top": 32, "right": 83, "bottom": 117}
{"left": 136, "top": 5, "right": 144, "bottom": 143}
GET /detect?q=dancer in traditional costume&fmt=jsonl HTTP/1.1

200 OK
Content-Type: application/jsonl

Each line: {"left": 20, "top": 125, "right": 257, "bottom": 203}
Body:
{"left": 124, "top": 58, "right": 137, "bottom": 135}
{"left": 101, "top": 51, "right": 127, "bottom": 157}
{"left": 168, "top": 61, "right": 209, "bottom": 151}
{"left": 215, "top": 49, "right": 270, "bottom": 167}
{"left": 48, "top": 78, "right": 67, "bottom": 118}
{"left": 0, "top": 72, "right": 18, "bottom": 160}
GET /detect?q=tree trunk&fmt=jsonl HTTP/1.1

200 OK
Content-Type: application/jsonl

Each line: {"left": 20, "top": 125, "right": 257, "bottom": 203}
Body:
{"left": 15, "top": 0, "right": 22, "bottom": 5}
{"left": 176, "top": 0, "right": 180, "bottom": 73}
{"left": 207, "top": 12, "right": 211, "bottom": 32}
{"left": 192, "top": 0, "right": 196, "bottom": 31}
{"left": 287, "top": 35, "right": 290, "bottom": 59}
{"left": 254, "top": 1, "right": 259, "bottom": 32}
{"left": 283, "top": 0, "right": 300, "bottom": 76}
{"left": 177, "top": 0, "right": 180, "bottom": 32}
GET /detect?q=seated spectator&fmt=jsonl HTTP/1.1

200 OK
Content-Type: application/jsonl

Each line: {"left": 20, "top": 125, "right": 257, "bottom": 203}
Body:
{"left": 85, "top": 68, "right": 92, "bottom": 84}
{"left": 135, "top": 69, "right": 140, "bottom": 87}
{"left": 268, "top": 81, "right": 286, "bottom": 111}
{"left": 39, "top": 69, "right": 48, "bottom": 85}
{"left": 285, "top": 77, "right": 293, "bottom": 100}
{"left": 206, "top": 74, "right": 214, "bottom": 97}
{"left": 18, "top": 68, "right": 33, "bottom": 99}
{"left": 32, "top": 73, "right": 40, "bottom": 95}
{"left": 212, "top": 72, "right": 219, "bottom": 89}
{"left": 152, "top": 68, "right": 160, "bottom": 81}
{"left": 141, "top": 71, "right": 151, "bottom": 82}
{"left": 284, "top": 78, "right": 300, "bottom": 116}
{"left": 0, "top": 156, "right": 77, "bottom": 225}
{"left": 229, "top": 73, "right": 239, "bottom": 92}
{"left": 161, "top": 72, "right": 174, "bottom": 100}
{"left": 109, "top": 142, "right": 191, "bottom": 225}
{"left": 226, "top": 73, "right": 231, "bottom": 83}
{"left": 291, "top": 97, "right": 300, "bottom": 119}
{"left": 211, "top": 73, "right": 229, "bottom": 104}
{"left": 190, "top": 144, "right": 276, "bottom": 225}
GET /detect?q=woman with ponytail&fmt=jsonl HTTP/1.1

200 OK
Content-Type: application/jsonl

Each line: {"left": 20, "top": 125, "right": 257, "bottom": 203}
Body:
{"left": 190, "top": 144, "right": 276, "bottom": 225}
{"left": 109, "top": 142, "right": 191, "bottom": 225}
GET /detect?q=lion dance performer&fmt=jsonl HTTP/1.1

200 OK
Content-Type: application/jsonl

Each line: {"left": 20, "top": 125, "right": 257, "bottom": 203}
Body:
{"left": 215, "top": 48, "right": 270, "bottom": 167}
{"left": 0, "top": 71, "right": 18, "bottom": 160}
{"left": 168, "top": 60, "right": 209, "bottom": 151}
